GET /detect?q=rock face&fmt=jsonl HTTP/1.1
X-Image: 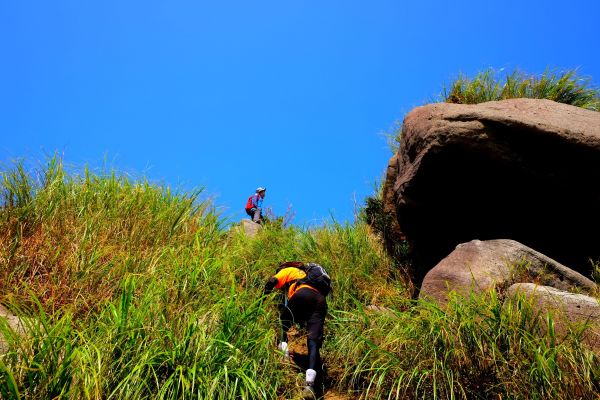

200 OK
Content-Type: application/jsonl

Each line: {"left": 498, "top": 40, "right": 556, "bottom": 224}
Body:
{"left": 240, "top": 219, "right": 262, "bottom": 238}
{"left": 506, "top": 283, "right": 600, "bottom": 350}
{"left": 383, "top": 99, "right": 600, "bottom": 281}
{"left": 420, "top": 239, "right": 597, "bottom": 306}
{"left": 381, "top": 153, "right": 405, "bottom": 249}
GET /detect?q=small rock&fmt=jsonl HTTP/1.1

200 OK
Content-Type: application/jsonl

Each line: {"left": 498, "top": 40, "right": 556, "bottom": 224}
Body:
{"left": 240, "top": 218, "right": 262, "bottom": 238}
{"left": 0, "top": 304, "right": 26, "bottom": 354}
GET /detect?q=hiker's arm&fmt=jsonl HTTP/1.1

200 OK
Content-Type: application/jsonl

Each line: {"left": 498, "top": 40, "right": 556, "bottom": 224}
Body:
{"left": 263, "top": 277, "right": 278, "bottom": 295}
{"left": 264, "top": 268, "right": 296, "bottom": 295}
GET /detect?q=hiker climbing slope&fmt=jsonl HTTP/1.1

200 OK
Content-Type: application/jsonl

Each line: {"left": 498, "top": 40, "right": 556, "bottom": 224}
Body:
{"left": 245, "top": 187, "right": 266, "bottom": 224}
{"left": 264, "top": 261, "right": 331, "bottom": 399}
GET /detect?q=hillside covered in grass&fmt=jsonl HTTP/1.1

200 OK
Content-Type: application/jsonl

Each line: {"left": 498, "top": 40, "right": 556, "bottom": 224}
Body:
{"left": 0, "top": 158, "right": 598, "bottom": 399}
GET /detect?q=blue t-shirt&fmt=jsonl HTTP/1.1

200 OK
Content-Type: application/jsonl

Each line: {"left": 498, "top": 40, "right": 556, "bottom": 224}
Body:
{"left": 251, "top": 193, "right": 263, "bottom": 209}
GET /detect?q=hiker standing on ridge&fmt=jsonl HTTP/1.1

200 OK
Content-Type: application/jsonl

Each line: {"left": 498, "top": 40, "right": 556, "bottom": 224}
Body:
{"left": 245, "top": 187, "right": 266, "bottom": 224}
{"left": 264, "top": 261, "right": 331, "bottom": 399}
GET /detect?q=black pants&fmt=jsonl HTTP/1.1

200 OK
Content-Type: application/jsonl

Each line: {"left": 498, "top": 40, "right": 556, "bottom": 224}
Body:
{"left": 280, "top": 288, "right": 327, "bottom": 371}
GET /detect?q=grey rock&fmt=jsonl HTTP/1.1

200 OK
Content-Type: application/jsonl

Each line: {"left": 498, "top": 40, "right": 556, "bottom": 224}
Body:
{"left": 240, "top": 218, "right": 262, "bottom": 238}
{"left": 420, "top": 239, "right": 597, "bottom": 306}
{"left": 506, "top": 283, "right": 600, "bottom": 350}
{"left": 0, "top": 304, "right": 26, "bottom": 354}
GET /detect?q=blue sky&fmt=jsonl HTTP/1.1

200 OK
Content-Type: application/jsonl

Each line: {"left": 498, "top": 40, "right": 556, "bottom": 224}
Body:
{"left": 1, "top": 1, "right": 599, "bottom": 226}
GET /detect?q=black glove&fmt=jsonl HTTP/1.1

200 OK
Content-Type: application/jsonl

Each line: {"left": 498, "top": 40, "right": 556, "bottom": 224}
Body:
{"left": 263, "top": 277, "right": 278, "bottom": 295}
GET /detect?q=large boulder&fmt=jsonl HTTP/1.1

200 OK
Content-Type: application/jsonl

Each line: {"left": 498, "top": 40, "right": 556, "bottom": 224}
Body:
{"left": 420, "top": 239, "right": 597, "bottom": 306}
{"left": 383, "top": 99, "right": 600, "bottom": 281}
{"left": 506, "top": 283, "right": 600, "bottom": 351}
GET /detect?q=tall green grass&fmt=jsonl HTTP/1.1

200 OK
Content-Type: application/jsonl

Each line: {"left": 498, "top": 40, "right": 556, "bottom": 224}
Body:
{"left": 328, "top": 291, "right": 600, "bottom": 399}
{"left": 443, "top": 68, "right": 600, "bottom": 111}
{"left": 0, "top": 159, "right": 598, "bottom": 399}
{"left": 0, "top": 157, "right": 218, "bottom": 312}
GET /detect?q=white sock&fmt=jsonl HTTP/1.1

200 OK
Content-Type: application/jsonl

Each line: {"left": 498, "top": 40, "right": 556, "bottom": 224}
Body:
{"left": 306, "top": 369, "right": 317, "bottom": 385}
{"left": 278, "top": 342, "right": 289, "bottom": 357}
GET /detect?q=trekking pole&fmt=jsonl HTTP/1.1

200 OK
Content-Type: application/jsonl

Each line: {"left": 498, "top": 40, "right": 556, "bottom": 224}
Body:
{"left": 279, "top": 290, "right": 288, "bottom": 343}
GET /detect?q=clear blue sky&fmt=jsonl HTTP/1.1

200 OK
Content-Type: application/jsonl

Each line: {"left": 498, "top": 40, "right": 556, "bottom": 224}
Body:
{"left": 1, "top": 1, "right": 599, "bottom": 226}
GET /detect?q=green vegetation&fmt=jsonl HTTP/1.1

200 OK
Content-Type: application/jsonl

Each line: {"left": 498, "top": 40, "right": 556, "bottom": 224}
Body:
{"left": 331, "top": 291, "right": 600, "bottom": 399}
{"left": 0, "top": 159, "right": 599, "bottom": 399}
{"left": 443, "top": 68, "right": 600, "bottom": 111}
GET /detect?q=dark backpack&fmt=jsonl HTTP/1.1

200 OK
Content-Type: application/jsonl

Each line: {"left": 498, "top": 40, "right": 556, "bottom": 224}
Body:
{"left": 297, "top": 262, "right": 332, "bottom": 296}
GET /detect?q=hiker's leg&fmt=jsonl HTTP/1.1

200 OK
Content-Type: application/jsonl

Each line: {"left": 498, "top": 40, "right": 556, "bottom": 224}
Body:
{"left": 306, "top": 320, "right": 324, "bottom": 371}
{"left": 281, "top": 291, "right": 309, "bottom": 343}
{"left": 252, "top": 207, "right": 262, "bottom": 223}
{"left": 245, "top": 208, "right": 254, "bottom": 218}
{"left": 306, "top": 295, "right": 327, "bottom": 372}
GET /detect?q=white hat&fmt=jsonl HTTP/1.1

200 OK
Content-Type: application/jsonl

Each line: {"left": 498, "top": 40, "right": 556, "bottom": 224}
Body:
{"left": 256, "top": 187, "right": 266, "bottom": 192}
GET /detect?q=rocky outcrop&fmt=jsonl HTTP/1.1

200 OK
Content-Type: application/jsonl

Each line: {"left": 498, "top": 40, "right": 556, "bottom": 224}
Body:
{"left": 381, "top": 153, "right": 405, "bottom": 247}
{"left": 383, "top": 99, "right": 600, "bottom": 281}
{"left": 506, "top": 283, "right": 600, "bottom": 350}
{"left": 240, "top": 219, "right": 262, "bottom": 238}
{"left": 419, "top": 239, "right": 597, "bottom": 306}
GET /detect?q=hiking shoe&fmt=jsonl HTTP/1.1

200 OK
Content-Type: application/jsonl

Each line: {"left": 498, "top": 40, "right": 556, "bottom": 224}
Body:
{"left": 302, "top": 384, "right": 316, "bottom": 400}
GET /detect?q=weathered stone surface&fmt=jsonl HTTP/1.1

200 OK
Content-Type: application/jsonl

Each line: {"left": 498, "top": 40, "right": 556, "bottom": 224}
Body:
{"left": 0, "top": 304, "right": 26, "bottom": 354}
{"left": 506, "top": 283, "right": 600, "bottom": 350}
{"left": 240, "top": 218, "right": 262, "bottom": 238}
{"left": 382, "top": 153, "right": 404, "bottom": 244}
{"left": 383, "top": 99, "right": 600, "bottom": 281}
{"left": 420, "top": 239, "right": 597, "bottom": 306}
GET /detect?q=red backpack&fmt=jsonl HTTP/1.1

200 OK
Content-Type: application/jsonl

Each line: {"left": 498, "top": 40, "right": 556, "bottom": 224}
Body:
{"left": 245, "top": 194, "right": 255, "bottom": 210}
